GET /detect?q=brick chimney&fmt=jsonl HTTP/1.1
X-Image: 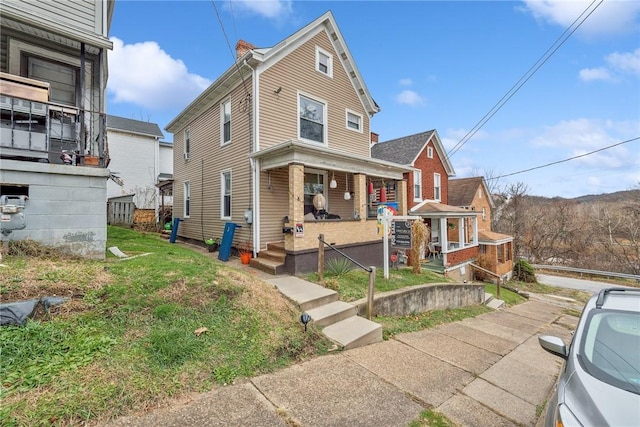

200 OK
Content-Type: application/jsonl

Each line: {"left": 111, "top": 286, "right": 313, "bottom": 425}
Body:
{"left": 370, "top": 132, "right": 379, "bottom": 145}
{"left": 235, "top": 40, "right": 256, "bottom": 59}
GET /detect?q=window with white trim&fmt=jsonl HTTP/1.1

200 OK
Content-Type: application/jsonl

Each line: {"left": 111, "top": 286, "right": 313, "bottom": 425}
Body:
{"left": 221, "top": 170, "right": 231, "bottom": 219}
{"left": 346, "top": 110, "right": 362, "bottom": 132}
{"left": 184, "top": 128, "right": 190, "bottom": 160}
{"left": 434, "top": 173, "right": 441, "bottom": 201}
{"left": 316, "top": 47, "right": 333, "bottom": 77}
{"left": 413, "top": 170, "right": 422, "bottom": 201}
{"left": 482, "top": 207, "right": 486, "bottom": 220}
{"left": 427, "top": 146, "right": 433, "bottom": 159}
{"left": 299, "top": 94, "right": 326, "bottom": 144}
{"left": 184, "top": 181, "right": 191, "bottom": 218}
{"left": 478, "top": 188, "right": 483, "bottom": 198}
{"left": 221, "top": 99, "right": 231, "bottom": 145}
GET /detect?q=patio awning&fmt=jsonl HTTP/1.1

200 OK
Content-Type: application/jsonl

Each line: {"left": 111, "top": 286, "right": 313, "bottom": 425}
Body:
{"left": 249, "top": 140, "right": 411, "bottom": 180}
{"left": 410, "top": 201, "right": 478, "bottom": 218}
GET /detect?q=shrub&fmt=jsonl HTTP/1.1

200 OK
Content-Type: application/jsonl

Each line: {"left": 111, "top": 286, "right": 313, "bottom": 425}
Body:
{"left": 325, "top": 258, "right": 353, "bottom": 276}
{"left": 513, "top": 259, "right": 536, "bottom": 283}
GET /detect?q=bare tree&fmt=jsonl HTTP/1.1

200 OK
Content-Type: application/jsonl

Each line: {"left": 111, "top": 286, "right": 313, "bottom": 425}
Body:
{"left": 494, "top": 182, "right": 529, "bottom": 260}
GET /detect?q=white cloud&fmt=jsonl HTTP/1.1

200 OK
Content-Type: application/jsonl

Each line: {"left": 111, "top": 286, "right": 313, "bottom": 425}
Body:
{"left": 231, "top": 0, "right": 293, "bottom": 19}
{"left": 579, "top": 67, "right": 612, "bottom": 82}
{"left": 107, "top": 37, "right": 211, "bottom": 111}
{"left": 395, "top": 90, "right": 425, "bottom": 107}
{"left": 399, "top": 78, "right": 413, "bottom": 86}
{"left": 521, "top": 0, "right": 640, "bottom": 37}
{"left": 606, "top": 48, "right": 640, "bottom": 74}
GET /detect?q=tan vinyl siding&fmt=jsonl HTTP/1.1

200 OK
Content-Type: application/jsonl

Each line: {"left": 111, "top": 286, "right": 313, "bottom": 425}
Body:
{"left": 173, "top": 78, "right": 254, "bottom": 247}
{"left": 258, "top": 167, "right": 289, "bottom": 247}
{"left": 2, "top": 0, "right": 101, "bottom": 36}
{"left": 258, "top": 31, "right": 370, "bottom": 156}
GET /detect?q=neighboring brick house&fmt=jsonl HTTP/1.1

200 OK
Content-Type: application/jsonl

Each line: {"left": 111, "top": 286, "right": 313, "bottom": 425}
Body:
{"left": 449, "top": 176, "right": 514, "bottom": 281}
{"left": 372, "top": 130, "right": 479, "bottom": 281}
{"left": 166, "top": 11, "right": 411, "bottom": 274}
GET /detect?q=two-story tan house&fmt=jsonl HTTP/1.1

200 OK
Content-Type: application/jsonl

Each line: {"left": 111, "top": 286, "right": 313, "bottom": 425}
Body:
{"left": 166, "top": 11, "right": 412, "bottom": 274}
{"left": 449, "top": 176, "right": 514, "bottom": 281}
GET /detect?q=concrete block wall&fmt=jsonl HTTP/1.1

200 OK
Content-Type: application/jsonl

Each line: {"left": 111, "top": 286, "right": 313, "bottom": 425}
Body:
{"left": 0, "top": 160, "right": 109, "bottom": 259}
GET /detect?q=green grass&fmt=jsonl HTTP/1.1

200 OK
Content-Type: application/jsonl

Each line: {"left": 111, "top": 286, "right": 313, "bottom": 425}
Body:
{"left": 0, "top": 226, "right": 332, "bottom": 426}
{"left": 306, "top": 266, "right": 450, "bottom": 302}
{"left": 409, "top": 409, "right": 458, "bottom": 427}
{"left": 484, "top": 283, "right": 527, "bottom": 306}
{"left": 508, "top": 280, "right": 592, "bottom": 303}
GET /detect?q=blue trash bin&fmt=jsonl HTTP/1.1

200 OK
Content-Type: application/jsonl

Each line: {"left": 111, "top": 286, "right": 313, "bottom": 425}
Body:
{"left": 218, "top": 222, "right": 242, "bottom": 261}
{"left": 169, "top": 218, "right": 183, "bottom": 243}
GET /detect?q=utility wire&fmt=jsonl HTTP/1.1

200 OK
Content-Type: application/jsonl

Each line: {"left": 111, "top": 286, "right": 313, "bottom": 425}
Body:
{"left": 487, "top": 136, "right": 640, "bottom": 180}
{"left": 447, "top": 0, "right": 604, "bottom": 158}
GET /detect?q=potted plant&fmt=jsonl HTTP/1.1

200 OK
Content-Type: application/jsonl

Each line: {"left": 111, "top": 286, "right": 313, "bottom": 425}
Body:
{"left": 205, "top": 237, "right": 219, "bottom": 252}
{"left": 239, "top": 241, "right": 252, "bottom": 264}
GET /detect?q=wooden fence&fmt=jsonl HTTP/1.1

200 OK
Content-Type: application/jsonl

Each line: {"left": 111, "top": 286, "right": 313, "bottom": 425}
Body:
{"left": 108, "top": 201, "right": 135, "bottom": 225}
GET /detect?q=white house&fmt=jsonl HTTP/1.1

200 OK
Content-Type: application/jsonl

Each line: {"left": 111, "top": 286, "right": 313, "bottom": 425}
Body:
{"left": 106, "top": 115, "right": 169, "bottom": 210}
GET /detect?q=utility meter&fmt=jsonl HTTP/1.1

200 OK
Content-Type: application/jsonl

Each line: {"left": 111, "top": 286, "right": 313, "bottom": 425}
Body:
{"left": 0, "top": 195, "right": 27, "bottom": 233}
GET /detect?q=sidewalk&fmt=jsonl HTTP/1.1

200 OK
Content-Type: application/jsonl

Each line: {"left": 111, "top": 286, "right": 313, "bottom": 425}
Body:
{"left": 105, "top": 272, "right": 579, "bottom": 427}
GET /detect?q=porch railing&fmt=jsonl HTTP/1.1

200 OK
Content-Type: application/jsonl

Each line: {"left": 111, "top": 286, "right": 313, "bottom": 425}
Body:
{"left": 0, "top": 93, "right": 107, "bottom": 166}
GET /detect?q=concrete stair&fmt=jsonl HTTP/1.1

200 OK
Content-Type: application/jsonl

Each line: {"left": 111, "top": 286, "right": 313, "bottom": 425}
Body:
{"left": 484, "top": 292, "right": 505, "bottom": 309}
{"left": 266, "top": 276, "right": 382, "bottom": 350}
{"left": 250, "top": 241, "right": 286, "bottom": 275}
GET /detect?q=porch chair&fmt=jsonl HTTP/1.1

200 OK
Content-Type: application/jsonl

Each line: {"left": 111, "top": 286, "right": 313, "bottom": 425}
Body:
{"left": 428, "top": 242, "right": 441, "bottom": 259}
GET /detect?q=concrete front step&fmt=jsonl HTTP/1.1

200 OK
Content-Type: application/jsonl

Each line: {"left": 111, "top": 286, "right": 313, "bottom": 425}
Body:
{"left": 266, "top": 276, "right": 338, "bottom": 311}
{"left": 484, "top": 293, "right": 494, "bottom": 304}
{"left": 258, "top": 249, "right": 286, "bottom": 263}
{"left": 250, "top": 257, "right": 280, "bottom": 275}
{"left": 484, "top": 292, "right": 505, "bottom": 309}
{"left": 322, "top": 315, "right": 383, "bottom": 350}
{"left": 305, "top": 300, "right": 357, "bottom": 327}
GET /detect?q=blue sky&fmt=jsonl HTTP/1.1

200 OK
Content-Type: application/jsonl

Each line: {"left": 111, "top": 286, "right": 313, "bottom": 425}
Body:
{"left": 107, "top": 0, "right": 640, "bottom": 198}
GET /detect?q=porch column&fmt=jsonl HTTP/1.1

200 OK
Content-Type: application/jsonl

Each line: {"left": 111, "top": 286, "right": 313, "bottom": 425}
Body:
{"left": 286, "top": 163, "right": 305, "bottom": 251}
{"left": 354, "top": 173, "right": 367, "bottom": 221}
{"left": 397, "top": 180, "right": 408, "bottom": 216}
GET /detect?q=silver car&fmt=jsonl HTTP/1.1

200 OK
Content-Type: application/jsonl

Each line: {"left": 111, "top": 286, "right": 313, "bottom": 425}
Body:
{"left": 539, "top": 287, "right": 640, "bottom": 427}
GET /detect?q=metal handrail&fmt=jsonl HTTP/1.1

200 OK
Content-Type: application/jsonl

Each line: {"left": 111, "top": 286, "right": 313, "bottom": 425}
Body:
{"left": 318, "top": 235, "right": 372, "bottom": 273}
{"left": 531, "top": 264, "right": 640, "bottom": 282}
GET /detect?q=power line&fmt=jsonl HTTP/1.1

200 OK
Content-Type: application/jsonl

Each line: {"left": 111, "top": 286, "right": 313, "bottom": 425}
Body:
{"left": 447, "top": 0, "right": 604, "bottom": 158}
{"left": 488, "top": 136, "right": 640, "bottom": 180}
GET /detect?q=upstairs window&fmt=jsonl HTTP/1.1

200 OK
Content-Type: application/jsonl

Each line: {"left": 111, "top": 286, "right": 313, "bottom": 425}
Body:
{"left": 427, "top": 146, "right": 433, "bottom": 159}
{"left": 221, "top": 170, "right": 231, "bottom": 219}
{"left": 183, "top": 128, "right": 190, "bottom": 160}
{"left": 221, "top": 99, "right": 231, "bottom": 145}
{"left": 434, "top": 173, "right": 441, "bottom": 201}
{"left": 346, "top": 110, "right": 362, "bottom": 132}
{"left": 316, "top": 47, "right": 333, "bottom": 77}
{"left": 413, "top": 170, "right": 422, "bottom": 201}
{"left": 26, "top": 56, "right": 78, "bottom": 106}
{"left": 299, "top": 94, "right": 326, "bottom": 144}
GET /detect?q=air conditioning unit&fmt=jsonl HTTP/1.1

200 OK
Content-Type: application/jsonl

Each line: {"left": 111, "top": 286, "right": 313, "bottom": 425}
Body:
{"left": 183, "top": 152, "right": 190, "bottom": 160}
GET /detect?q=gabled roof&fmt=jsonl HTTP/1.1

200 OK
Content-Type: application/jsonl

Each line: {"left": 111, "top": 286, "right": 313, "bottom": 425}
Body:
{"left": 371, "top": 129, "right": 455, "bottom": 176}
{"left": 166, "top": 11, "right": 378, "bottom": 133}
{"left": 409, "top": 201, "right": 477, "bottom": 217}
{"left": 107, "top": 115, "right": 164, "bottom": 138}
{"left": 448, "top": 176, "right": 494, "bottom": 208}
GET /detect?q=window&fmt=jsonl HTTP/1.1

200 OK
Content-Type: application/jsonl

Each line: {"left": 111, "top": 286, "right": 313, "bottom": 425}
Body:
{"left": 427, "top": 146, "right": 433, "bottom": 159}
{"left": 434, "top": 173, "right": 441, "bottom": 201}
{"left": 299, "top": 94, "right": 326, "bottom": 144}
{"left": 184, "top": 181, "right": 191, "bottom": 218}
{"left": 316, "top": 47, "right": 333, "bottom": 77}
{"left": 497, "top": 244, "right": 504, "bottom": 263}
{"left": 478, "top": 188, "right": 483, "bottom": 198}
{"left": 221, "top": 100, "right": 231, "bottom": 145}
{"left": 482, "top": 207, "right": 486, "bottom": 220}
{"left": 346, "top": 110, "right": 362, "bottom": 132}
{"left": 413, "top": 170, "right": 422, "bottom": 201}
{"left": 304, "top": 170, "right": 326, "bottom": 215}
{"left": 221, "top": 170, "right": 231, "bottom": 219}
{"left": 26, "top": 56, "right": 78, "bottom": 106}
{"left": 184, "top": 128, "right": 190, "bottom": 160}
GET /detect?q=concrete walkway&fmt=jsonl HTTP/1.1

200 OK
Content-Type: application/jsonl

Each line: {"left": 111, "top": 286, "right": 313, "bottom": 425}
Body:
{"left": 105, "top": 277, "right": 579, "bottom": 427}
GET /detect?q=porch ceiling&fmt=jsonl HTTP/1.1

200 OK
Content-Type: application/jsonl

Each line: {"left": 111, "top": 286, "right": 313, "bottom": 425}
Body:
{"left": 0, "top": 14, "right": 112, "bottom": 52}
{"left": 250, "top": 140, "right": 411, "bottom": 180}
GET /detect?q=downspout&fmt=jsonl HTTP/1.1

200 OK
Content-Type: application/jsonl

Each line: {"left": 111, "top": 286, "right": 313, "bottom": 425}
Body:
{"left": 250, "top": 59, "right": 260, "bottom": 256}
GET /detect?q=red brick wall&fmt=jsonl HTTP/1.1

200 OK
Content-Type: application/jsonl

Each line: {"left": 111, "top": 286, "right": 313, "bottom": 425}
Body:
{"left": 446, "top": 246, "right": 478, "bottom": 266}
{"left": 408, "top": 141, "right": 449, "bottom": 209}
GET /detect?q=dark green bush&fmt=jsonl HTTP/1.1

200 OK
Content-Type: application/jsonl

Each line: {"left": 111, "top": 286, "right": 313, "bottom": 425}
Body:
{"left": 513, "top": 259, "right": 536, "bottom": 283}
